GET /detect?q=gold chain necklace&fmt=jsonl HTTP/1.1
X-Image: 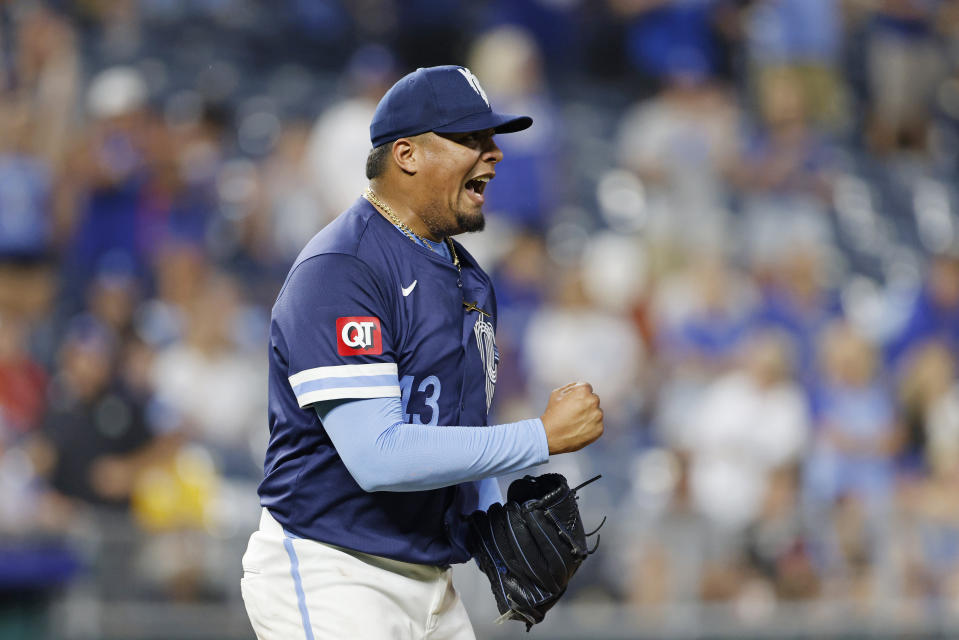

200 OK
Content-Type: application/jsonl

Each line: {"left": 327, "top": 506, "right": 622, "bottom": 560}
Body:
{"left": 363, "top": 187, "right": 488, "bottom": 316}
{"left": 363, "top": 187, "right": 460, "bottom": 270}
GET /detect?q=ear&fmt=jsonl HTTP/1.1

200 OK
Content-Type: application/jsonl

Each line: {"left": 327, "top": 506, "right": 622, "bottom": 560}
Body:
{"left": 391, "top": 138, "right": 418, "bottom": 175}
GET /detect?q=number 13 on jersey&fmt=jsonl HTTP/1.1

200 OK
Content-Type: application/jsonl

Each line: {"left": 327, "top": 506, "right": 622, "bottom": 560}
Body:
{"left": 400, "top": 375, "right": 442, "bottom": 425}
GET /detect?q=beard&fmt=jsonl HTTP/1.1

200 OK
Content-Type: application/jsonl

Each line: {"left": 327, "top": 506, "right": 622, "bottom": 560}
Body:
{"left": 421, "top": 200, "right": 485, "bottom": 237}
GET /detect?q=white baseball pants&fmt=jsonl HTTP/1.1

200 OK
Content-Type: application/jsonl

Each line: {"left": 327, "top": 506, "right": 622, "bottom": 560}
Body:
{"left": 240, "top": 509, "right": 476, "bottom": 640}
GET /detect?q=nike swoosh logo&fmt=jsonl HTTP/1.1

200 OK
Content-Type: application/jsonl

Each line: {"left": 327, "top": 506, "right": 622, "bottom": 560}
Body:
{"left": 401, "top": 280, "right": 417, "bottom": 297}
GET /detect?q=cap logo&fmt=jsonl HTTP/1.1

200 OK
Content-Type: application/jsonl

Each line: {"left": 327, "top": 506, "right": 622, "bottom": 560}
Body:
{"left": 457, "top": 67, "right": 489, "bottom": 107}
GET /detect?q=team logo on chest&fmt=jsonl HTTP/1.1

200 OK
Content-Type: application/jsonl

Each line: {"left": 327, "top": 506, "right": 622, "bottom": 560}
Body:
{"left": 472, "top": 317, "right": 498, "bottom": 412}
{"left": 336, "top": 316, "right": 383, "bottom": 355}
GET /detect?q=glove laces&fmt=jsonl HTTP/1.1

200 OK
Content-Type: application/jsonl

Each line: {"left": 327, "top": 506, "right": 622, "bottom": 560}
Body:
{"left": 571, "top": 474, "right": 605, "bottom": 555}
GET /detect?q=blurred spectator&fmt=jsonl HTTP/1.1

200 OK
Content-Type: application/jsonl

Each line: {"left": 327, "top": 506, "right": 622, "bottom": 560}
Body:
{"left": 140, "top": 99, "right": 226, "bottom": 253}
{"left": 0, "top": 81, "right": 59, "bottom": 324}
{"left": 750, "top": 240, "right": 842, "bottom": 391}
{"left": 730, "top": 69, "right": 838, "bottom": 320}
{"left": 0, "top": 313, "right": 47, "bottom": 438}
{"left": 2, "top": 5, "right": 80, "bottom": 171}
{"left": 654, "top": 252, "right": 757, "bottom": 373}
{"left": 0, "top": 318, "right": 61, "bottom": 536}
{"left": 261, "top": 121, "right": 320, "bottom": 265}
{"left": 899, "top": 471, "right": 959, "bottom": 607}
{"left": 482, "top": 0, "right": 585, "bottom": 84}
{"left": 130, "top": 443, "right": 232, "bottom": 601}
{"left": 467, "top": 25, "right": 563, "bottom": 230}
{"left": 821, "top": 492, "right": 887, "bottom": 607}
{"left": 84, "top": 259, "right": 160, "bottom": 422}
{"left": 40, "top": 316, "right": 177, "bottom": 510}
{"left": 885, "top": 252, "right": 959, "bottom": 368}
{"left": 0, "top": 311, "right": 77, "bottom": 639}
{"left": 63, "top": 68, "right": 223, "bottom": 295}
{"left": 743, "top": 467, "right": 821, "bottom": 601}
{"left": 681, "top": 330, "right": 809, "bottom": 533}
{"left": 616, "top": 64, "right": 740, "bottom": 251}
{"left": 860, "top": 0, "right": 945, "bottom": 155}
{"left": 136, "top": 242, "right": 209, "bottom": 348}
{"left": 488, "top": 231, "right": 550, "bottom": 420}
{"left": 731, "top": 67, "right": 834, "bottom": 203}
{"left": 744, "top": 0, "right": 847, "bottom": 129}
{"left": 897, "top": 343, "right": 959, "bottom": 603}
{"left": 804, "top": 323, "right": 901, "bottom": 517}
{"left": 651, "top": 252, "right": 758, "bottom": 447}
{"left": 211, "top": 153, "right": 280, "bottom": 296}
{"left": 150, "top": 272, "right": 266, "bottom": 479}
{"left": 62, "top": 66, "right": 153, "bottom": 298}
{"left": 0, "top": 105, "right": 54, "bottom": 261}
{"left": 0, "top": 309, "right": 56, "bottom": 536}
{"left": 612, "top": 0, "right": 723, "bottom": 85}
{"left": 523, "top": 260, "right": 645, "bottom": 434}
{"left": 303, "top": 45, "right": 397, "bottom": 227}
{"left": 86, "top": 257, "right": 142, "bottom": 341}
{"left": 898, "top": 342, "right": 959, "bottom": 476}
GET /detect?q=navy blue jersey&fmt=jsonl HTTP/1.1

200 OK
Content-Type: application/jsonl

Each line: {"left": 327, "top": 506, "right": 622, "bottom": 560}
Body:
{"left": 259, "top": 198, "right": 499, "bottom": 566}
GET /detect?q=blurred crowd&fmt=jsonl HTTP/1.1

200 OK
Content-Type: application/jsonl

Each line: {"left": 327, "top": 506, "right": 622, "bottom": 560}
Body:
{"left": 3, "top": 0, "right": 959, "bottom": 636}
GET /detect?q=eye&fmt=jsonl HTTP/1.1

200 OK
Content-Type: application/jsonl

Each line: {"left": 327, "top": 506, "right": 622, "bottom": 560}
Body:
{"left": 440, "top": 130, "right": 493, "bottom": 148}
{"left": 452, "top": 130, "right": 493, "bottom": 147}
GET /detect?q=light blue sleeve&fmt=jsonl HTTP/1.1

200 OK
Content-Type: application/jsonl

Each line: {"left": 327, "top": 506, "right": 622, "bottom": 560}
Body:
{"left": 475, "top": 476, "right": 504, "bottom": 510}
{"left": 314, "top": 396, "right": 548, "bottom": 493}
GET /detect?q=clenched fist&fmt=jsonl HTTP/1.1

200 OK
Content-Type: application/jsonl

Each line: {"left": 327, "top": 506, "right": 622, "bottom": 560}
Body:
{"left": 540, "top": 382, "right": 604, "bottom": 454}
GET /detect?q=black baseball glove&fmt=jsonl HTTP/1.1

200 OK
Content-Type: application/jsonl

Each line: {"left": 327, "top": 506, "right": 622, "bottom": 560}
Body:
{"left": 466, "top": 473, "right": 604, "bottom": 631}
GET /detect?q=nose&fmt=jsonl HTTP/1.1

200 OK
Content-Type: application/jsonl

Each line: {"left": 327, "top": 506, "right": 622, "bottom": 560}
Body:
{"left": 482, "top": 136, "right": 503, "bottom": 164}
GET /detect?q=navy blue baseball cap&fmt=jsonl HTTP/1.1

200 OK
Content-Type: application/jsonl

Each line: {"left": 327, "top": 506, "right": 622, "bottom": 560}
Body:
{"left": 370, "top": 65, "right": 533, "bottom": 147}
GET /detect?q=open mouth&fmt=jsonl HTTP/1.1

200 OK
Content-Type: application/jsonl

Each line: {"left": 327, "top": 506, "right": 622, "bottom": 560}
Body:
{"left": 465, "top": 174, "right": 493, "bottom": 206}
{"left": 465, "top": 175, "right": 491, "bottom": 200}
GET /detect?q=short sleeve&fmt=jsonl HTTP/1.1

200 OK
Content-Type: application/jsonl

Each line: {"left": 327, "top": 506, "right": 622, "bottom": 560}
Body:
{"left": 274, "top": 253, "right": 400, "bottom": 407}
